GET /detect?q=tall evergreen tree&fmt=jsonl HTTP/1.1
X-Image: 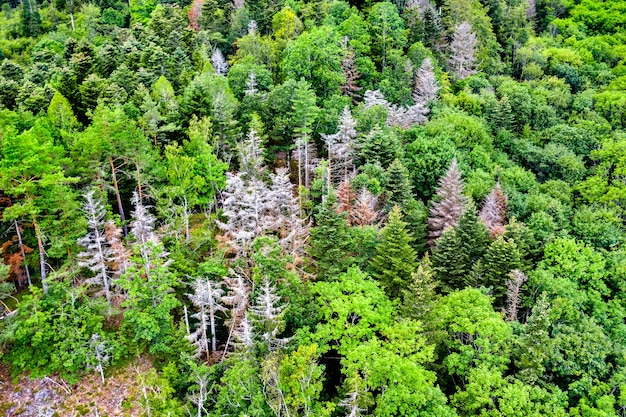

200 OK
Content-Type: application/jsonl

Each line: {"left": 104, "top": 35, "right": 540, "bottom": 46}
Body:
{"left": 309, "top": 192, "right": 355, "bottom": 280}
{"left": 401, "top": 253, "right": 439, "bottom": 320}
{"left": 385, "top": 158, "right": 413, "bottom": 209}
{"left": 370, "top": 206, "right": 417, "bottom": 299}
{"left": 479, "top": 236, "right": 522, "bottom": 306}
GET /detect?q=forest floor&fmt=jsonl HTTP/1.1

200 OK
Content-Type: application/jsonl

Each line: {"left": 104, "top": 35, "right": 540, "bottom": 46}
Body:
{"left": 0, "top": 356, "right": 153, "bottom": 416}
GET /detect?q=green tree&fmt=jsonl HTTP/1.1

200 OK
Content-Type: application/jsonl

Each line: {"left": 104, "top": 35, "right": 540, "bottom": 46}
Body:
{"left": 367, "top": 2, "right": 408, "bottom": 70}
{"left": 370, "top": 206, "right": 417, "bottom": 299}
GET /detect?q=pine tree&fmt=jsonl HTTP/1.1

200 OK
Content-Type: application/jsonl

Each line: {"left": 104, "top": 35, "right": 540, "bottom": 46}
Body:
{"left": 370, "top": 206, "right": 418, "bottom": 299}
{"left": 479, "top": 183, "right": 508, "bottom": 237}
{"left": 244, "top": 71, "right": 258, "bottom": 96}
{"left": 448, "top": 21, "right": 478, "bottom": 80}
{"left": 401, "top": 253, "right": 439, "bottom": 320}
{"left": 385, "top": 159, "right": 413, "bottom": 209}
{"left": 187, "top": 277, "right": 226, "bottom": 360}
{"left": 427, "top": 158, "right": 467, "bottom": 246}
{"left": 77, "top": 190, "right": 113, "bottom": 306}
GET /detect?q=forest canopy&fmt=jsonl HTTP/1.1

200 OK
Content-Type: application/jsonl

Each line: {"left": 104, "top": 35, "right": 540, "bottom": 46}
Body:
{"left": 1, "top": 0, "right": 626, "bottom": 414}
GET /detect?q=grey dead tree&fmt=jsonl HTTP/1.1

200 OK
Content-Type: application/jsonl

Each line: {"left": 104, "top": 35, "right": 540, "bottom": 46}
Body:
{"left": 211, "top": 47, "right": 229, "bottom": 76}
{"left": 77, "top": 190, "right": 113, "bottom": 306}
{"left": 427, "top": 158, "right": 467, "bottom": 246}
{"left": 250, "top": 278, "right": 289, "bottom": 351}
{"left": 479, "top": 183, "right": 508, "bottom": 237}
{"left": 448, "top": 21, "right": 478, "bottom": 80}
{"left": 222, "top": 271, "right": 251, "bottom": 359}
{"left": 506, "top": 270, "right": 528, "bottom": 322}
{"left": 88, "top": 333, "right": 111, "bottom": 385}
{"left": 187, "top": 277, "right": 226, "bottom": 360}
{"left": 413, "top": 57, "right": 440, "bottom": 106}
{"left": 322, "top": 107, "right": 358, "bottom": 186}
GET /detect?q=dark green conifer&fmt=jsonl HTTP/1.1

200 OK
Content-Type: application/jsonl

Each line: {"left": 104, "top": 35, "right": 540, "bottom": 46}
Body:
{"left": 385, "top": 158, "right": 413, "bottom": 209}
{"left": 310, "top": 192, "right": 355, "bottom": 280}
{"left": 480, "top": 236, "right": 522, "bottom": 306}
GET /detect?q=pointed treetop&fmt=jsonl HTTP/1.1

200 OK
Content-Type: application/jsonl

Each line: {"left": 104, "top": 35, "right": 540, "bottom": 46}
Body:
{"left": 427, "top": 158, "right": 467, "bottom": 246}
{"left": 448, "top": 21, "right": 478, "bottom": 80}
{"left": 479, "top": 182, "right": 508, "bottom": 237}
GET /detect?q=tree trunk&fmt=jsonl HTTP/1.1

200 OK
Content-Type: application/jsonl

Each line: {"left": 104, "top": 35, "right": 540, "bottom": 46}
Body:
{"left": 14, "top": 220, "right": 32, "bottom": 287}
{"left": 109, "top": 157, "right": 128, "bottom": 237}
{"left": 32, "top": 216, "right": 47, "bottom": 293}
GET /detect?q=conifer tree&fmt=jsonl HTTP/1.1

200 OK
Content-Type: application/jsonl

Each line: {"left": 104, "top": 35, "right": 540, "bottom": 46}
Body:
{"left": 341, "top": 42, "right": 362, "bottom": 105}
{"left": 413, "top": 57, "right": 439, "bottom": 108}
{"left": 370, "top": 206, "right": 418, "bottom": 299}
{"left": 385, "top": 158, "right": 413, "bottom": 209}
{"left": 448, "top": 21, "right": 478, "bottom": 80}
{"left": 351, "top": 188, "right": 379, "bottom": 227}
{"left": 292, "top": 80, "right": 320, "bottom": 189}
{"left": 401, "top": 253, "right": 439, "bottom": 320}
{"left": 336, "top": 180, "right": 356, "bottom": 221}
{"left": 309, "top": 192, "right": 355, "bottom": 280}
{"left": 77, "top": 190, "right": 113, "bottom": 306}
{"left": 427, "top": 158, "right": 467, "bottom": 246}
{"left": 506, "top": 269, "right": 527, "bottom": 322}
{"left": 104, "top": 220, "right": 130, "bottom": 280}
{"left": 479, "top": 183, "right": 508, "bottom": 237}
{"left": 430, "top": 227, "right": 468, "bottom": 292}
{"left": 187, "top": 277, "right": 226, "bottom": 360}
{"left": 480, "top": 236, "right": 522, "bottom": 306}
{"left": 211, "top": 48, "right": 229, "bottom": 76}
{"left": 431, "top": 204, "right": 489, "bottom": 292}
{"left": 491, "top": 96, "right": 513, "bottom": 132}
{"left": 250, "top": 278, "right": 289, "bottom": 351}
{"left": 322, "top": 106, "right": 357, "bottom": 185}
{"left": 222, "top": 272, "right": 250, "bottom": 356}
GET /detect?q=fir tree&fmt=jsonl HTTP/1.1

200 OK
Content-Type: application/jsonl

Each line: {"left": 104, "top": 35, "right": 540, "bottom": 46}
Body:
{"left": 448, "top": 21, "right": 478, "bottom": 80}
{"left": 413, "top": 57, "right": 440, "bottom": 106}
{"left": 309, "top": 192, "right": 355, "bottom": 280}
{"left": 211, "top": 48, "right": 229, "bottom": 76}
{"left": 336, "top": 180, "right": 356, "bottom": 222}
{"left": 77, "top": 190, "right": 113, "bottom": 306}
{"left": 369, "top": 206, "right": 417, "bottom": 299}
{"left": 480, "top": 236, "right": 522, "bottom": 306}
{"left": 341, "top": 42, "right": 362, "bottom": 105}
{"left": 385, "top": 158, "right": 413, "bottom": 209}
{"left": 322, "top": 106, "right": 357, "bottom": 185}
{"left": 187, "top": 277, "right": 226, "bottom": 360}
{"left": 479, "top": 183, "right": 508, "bottom": 237}
{"left": 506, "top": 269, "right": 527, "bottom": 322}
{"left": 351, "top": 188, "right": 379, "bottom": 227}
{"left": 491, "top": 96, "right": 513, "bottom": 132}
{"left": 250, "top": 278, "right": 289, "bottom": 351}
{"left": 401, "top": 253, "right": 439, "bottom": 320}
{"left": 431, "top": 205, "right": 489, "bottom": 292}
{"left": 427, "top": 158, "right": 467, "bottom": 246}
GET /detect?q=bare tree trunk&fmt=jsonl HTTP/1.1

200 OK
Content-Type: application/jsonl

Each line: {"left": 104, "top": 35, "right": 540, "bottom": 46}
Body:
{"left": 209, "top": 304, "right": 216, "bottom": 354}
{"left": 32, "top": 216, "right": 47, "bottom": 293}
{"left": 109, "top": 157, "right": 128, "bottom": 237}
{"left": 14, "top": 220, "right": 31, "bottom": 287}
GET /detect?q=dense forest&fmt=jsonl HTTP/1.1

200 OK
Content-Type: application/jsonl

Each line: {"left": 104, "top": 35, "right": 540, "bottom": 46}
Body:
{"left": 1, "top": 0, "right": 626, "bottom": 413}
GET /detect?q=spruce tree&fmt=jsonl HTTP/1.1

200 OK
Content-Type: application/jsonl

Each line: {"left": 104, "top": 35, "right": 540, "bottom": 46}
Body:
{"left": 480, "top": 236, "right": 522, "bottom": 307}
{"left": 385, "top": 158, "right": 413, "bottom": 209}
{"left": 369, "top": 206, "right": 417, "bottom": 299}
{"left": 310, "top": 192, "right": 355, "bottom": 280}
{"left": 401, "top": 253, "right": 439, "bottom": 320}
{"left": 427, "top": 158, "right": 467, "bottom": 246}
{"left": 431, "top": 204, "right": 489, "bottom": 292}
